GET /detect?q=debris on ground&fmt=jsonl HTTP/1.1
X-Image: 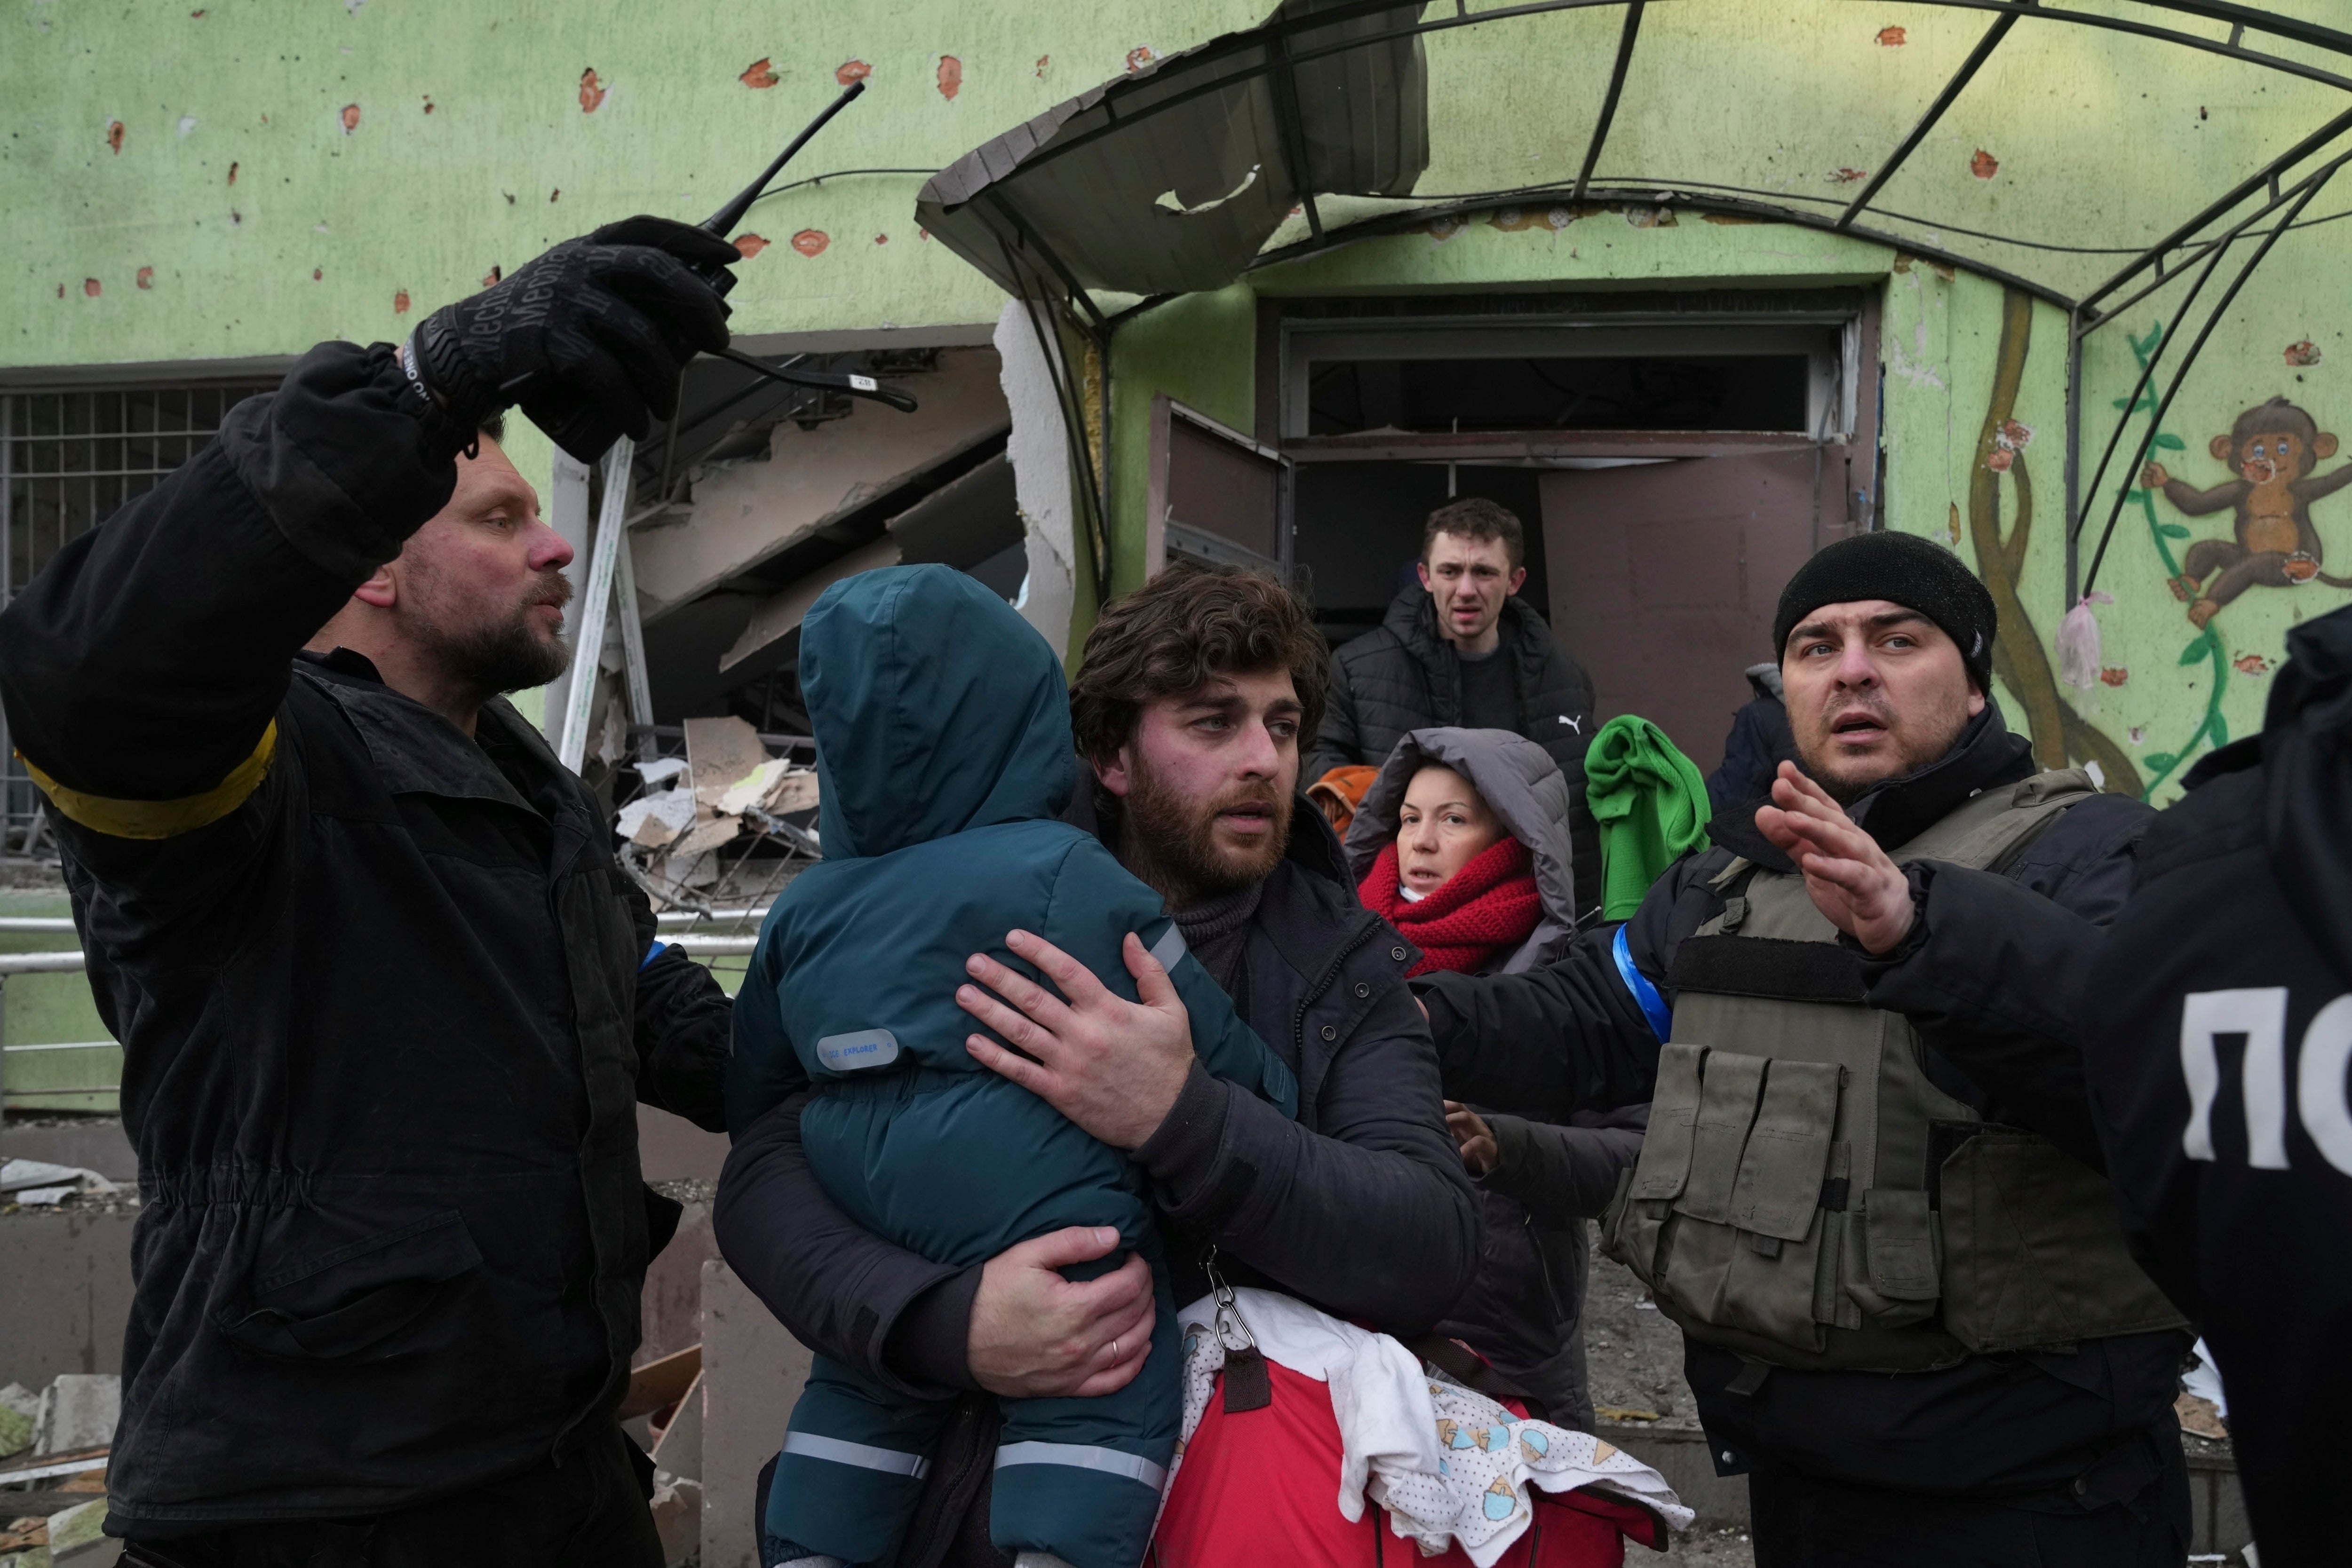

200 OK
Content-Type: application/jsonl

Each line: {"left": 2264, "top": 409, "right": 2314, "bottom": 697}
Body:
{"left": 0, "top": 1163, "right": 115, "bottom": 1210}
{"left": 618, "top": 717, "right": 821, "bottom": 906}
{"left": 0, "top": 1375, "right": 118, "bottom": 1568}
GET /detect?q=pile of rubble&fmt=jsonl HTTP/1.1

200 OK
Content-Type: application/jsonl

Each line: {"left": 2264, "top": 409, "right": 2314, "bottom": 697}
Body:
{"left": 615, "top": 716, "right": 821, "bottom": 900}
{"left": 0, "top": 1374, "right": 119, "bottom": 1568}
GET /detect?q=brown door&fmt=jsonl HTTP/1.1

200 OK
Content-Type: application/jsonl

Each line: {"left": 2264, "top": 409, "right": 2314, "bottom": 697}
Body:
{"left": 1147, "top": 395, "right": 1288, "bottom": 574}
{"left": 1540, "top": 447, "right": 1851, "bottom": 771}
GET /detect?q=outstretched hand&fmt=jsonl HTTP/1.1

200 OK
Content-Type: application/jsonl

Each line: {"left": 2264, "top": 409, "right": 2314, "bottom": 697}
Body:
{"left": 959, "top": 929, "right": 1195, "bottom": 1151}
{"left": 1752, "top": 762, "right": 1916, "bottom": 954}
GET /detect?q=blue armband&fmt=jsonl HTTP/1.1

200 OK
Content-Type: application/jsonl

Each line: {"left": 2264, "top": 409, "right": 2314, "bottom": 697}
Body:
{"left": 1613, "top": 925, "right": 1672, "bottom": 1044}
{"left": 640, "top": 941, "right": 668, "bottom": 971}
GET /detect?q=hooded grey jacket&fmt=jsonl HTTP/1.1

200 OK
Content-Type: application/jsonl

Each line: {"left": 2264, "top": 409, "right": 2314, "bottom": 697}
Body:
{"left": 1343, "top": 726, "right": 1640, "bottom": 1426}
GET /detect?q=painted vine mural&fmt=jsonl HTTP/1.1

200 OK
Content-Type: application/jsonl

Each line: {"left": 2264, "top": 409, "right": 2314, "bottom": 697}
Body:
{"left": 1970, "top": 288, "right": 2345, "bottom": 801}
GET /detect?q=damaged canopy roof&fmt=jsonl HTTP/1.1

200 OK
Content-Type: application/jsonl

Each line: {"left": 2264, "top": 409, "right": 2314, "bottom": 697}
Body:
{"left": 915, "top": 0, "right": 2352, "bottom": 324}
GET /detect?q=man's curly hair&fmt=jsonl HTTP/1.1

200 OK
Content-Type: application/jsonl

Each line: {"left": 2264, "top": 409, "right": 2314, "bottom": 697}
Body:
{"left": 1070, "top": 563, "right": 1328, "bottom": 767}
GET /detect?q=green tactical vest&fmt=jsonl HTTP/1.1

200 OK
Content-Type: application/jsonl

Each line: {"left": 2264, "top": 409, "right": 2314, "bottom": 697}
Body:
{"left": 1601, "top": 768, "right": 2186, "bottom": 1374}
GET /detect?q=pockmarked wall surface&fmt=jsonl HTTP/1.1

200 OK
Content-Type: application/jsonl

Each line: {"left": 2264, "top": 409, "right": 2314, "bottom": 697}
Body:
{"left": 8, "top": 1, "right": 2346, "bottom": 797}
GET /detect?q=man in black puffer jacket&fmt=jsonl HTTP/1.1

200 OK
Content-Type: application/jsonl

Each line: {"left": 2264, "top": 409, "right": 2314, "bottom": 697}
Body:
{"left": 1306, "top": 498, "right": 1603, "bottom": 920}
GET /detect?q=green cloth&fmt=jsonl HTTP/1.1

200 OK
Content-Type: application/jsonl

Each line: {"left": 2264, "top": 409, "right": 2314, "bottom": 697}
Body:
{"left": 1583, "top": 715, "right": 1712, "bottom": 920}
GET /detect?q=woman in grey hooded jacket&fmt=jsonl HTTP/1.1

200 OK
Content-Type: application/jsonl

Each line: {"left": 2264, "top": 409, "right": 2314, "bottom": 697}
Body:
{"left": 1346, "top": 727, "right": 1648, "bottom": 1429}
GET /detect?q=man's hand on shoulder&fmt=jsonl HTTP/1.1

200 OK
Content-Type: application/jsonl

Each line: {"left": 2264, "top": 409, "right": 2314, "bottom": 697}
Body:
{"left": 969, "top": 1227, "right": 1154, "bottom": 1400}
{"left": 1755, "top": 762, "right": 1916, "bottom": 953}
{"left": 958, "top": 929, "right": 1195, "bottom": 1150}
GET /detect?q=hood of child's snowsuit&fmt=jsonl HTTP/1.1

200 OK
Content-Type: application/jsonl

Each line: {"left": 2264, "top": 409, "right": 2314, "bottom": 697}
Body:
{"left": 800, "top": 564, "right": 1077, "bottom": 860}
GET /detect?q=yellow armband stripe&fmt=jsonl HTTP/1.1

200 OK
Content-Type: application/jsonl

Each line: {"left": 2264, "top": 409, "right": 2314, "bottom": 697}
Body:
{"left": 19, "top": 720, "right": 279, "bottom": 840}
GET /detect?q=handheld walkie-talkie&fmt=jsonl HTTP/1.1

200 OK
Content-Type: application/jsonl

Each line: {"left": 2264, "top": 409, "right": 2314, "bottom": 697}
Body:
{"left": 692, "top": 79, "right": 917, "bottom": 415}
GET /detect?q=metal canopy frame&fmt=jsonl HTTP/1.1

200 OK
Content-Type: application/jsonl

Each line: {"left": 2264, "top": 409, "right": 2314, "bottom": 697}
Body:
{"left": 915, "top": 0, "right": 2352, "bottom": 627}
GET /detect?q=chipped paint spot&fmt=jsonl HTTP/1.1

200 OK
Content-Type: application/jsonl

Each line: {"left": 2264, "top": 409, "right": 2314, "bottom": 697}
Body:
{"left": 917, "top": 226, "right": 930, "bottom": 240}
{"left": 341, "top": 103, "right": 362, "bottom": 134}
{"left": 56, "top": 285, "right": 65, "bottom": 299}
{"left": 2101, "top": 667, "right": 2130, "bottom": 687}
{"left": 1127, "top": 46, "right": 1157, "bottom": 72}
{"left": 2000, "top": 418, "right": 2034, "bottom": 449}
{"left": 394, "top": 289, "right": 411, "bottom": 314}
{"left": 1986, "top": 447, "right": 2013, "bottom": 473}
{"left": 937, "top": 55, "right": 962, "bottom": 100}
{"left": 874, "top": 233, "right": 888, "bottom": 244}
{"left": 2286, "top": 339, "right": 2323, "bottom": 367}
{"left": 1036, "top": 55, "right": 1050, "bottom": 78}
{"left": 790, "top": 229, "right": 829, "bottom": 257}
{"left": 1546, "top": 207, "right": 1574, "bottom": 230}
{"left": 313, "top": 267, "right": 323, "bottom": 280}
{"left": 1425, "top": 215, "right": 1466, "bottom": 242}
{"left": 482, "top": 265, "right": 502, "bottom": 286}
{"left": 2234, "top": 652, "right": 2271, "bottom": 676}
{"left": 503, "top": 190, "right": 516, "bottom": 204}
{"left": 177, "top": 115, "right": 198, "bottom": 139}
{"left": 227, "top": 161, "right": 238, "bottom": 185}
{"left": 230, "top": 209, "right": 242, "bottom": 226}
{"left": 1830, "top": 167, "right": 1867, "bottom": 184}
{"left": 550, "top": 188, "right": 561, "bottom": 202}
{"left": 1876, "top": 25, "right": 1906, "bottom": 46}
{"left": 422, "top": 95, "right": 435, "bottom": 113}
{"left": 836, "top": 60, "right": 871, "bottom": 86}
{"left": 2129, "top": 725, "right": 2145, "bottom": 744}
{"left": 136, "top": 266, "right": 153, "bottom": 290}
{"left": 83, "top": 278, "right": 101, "bottom": 297}
{"left": 1488, "top": 207, "right": 1538, "bottom": 232}
{"left": 106, "top": 119, "right": 125, "bottom": 154}
{"left": 740, "top": 57, "right": 779, "bottom": 90}
{"left": 1625, "top": 206, "right": 1677, "bottom": 229}
{"left": 733, "top": 233, "right": 770, "bottom": 258}
{"left": 1970, "top": 148, "right": 1999, "bottom": 179}
{"left": 191, "top": 8, "right": 204, "bottom": 14}
{"left": 579, "top": 69, "right": 606, "bottom": 113}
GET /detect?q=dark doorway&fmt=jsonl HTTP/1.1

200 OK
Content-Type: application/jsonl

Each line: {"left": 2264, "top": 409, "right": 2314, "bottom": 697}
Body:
{"left": 1292, "top": 462, "right": 1554, "bottom": 650}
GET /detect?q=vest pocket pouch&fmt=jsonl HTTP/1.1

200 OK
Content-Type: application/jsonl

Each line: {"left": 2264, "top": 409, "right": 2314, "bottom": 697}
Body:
{"left": 213, "top": 1210, "right": 484, "bottom": 1362}
{"left": 1606, "top": 1043, "right": 1706, "bottom": 1291}
{"left": 1638, "top": 1047, "right": 1845, "bottom": 1354}
{"left": 1846, "top": 1188, "right": 1940, "bottom": 1328}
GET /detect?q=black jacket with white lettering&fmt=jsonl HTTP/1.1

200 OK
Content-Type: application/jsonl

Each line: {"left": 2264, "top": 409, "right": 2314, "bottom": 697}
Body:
{"left": 2086, "top": 603, "right": 2352, "bottom": 1568}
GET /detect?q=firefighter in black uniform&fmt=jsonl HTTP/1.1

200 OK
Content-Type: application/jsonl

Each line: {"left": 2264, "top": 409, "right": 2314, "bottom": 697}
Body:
{"left": 0, "top": 219, "right": 743, "bottom": 1565}
{"left": 2086, "top": 602, "right": 2352, "bottom": 1568}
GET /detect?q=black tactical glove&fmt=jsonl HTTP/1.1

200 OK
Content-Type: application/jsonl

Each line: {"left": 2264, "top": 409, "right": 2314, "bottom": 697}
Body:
{"left": 398, "top": 216, "right": 739, "bottom": 462}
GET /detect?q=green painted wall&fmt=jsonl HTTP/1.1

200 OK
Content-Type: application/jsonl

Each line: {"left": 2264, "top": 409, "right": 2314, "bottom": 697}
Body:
{"left": 8, "top": 0, "right": 2347, "bottom": 807}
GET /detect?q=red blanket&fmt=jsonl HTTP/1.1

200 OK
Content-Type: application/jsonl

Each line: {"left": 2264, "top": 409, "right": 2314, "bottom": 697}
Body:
{"left": 1359, "top": 836, "right": 1542, "bottom": 977}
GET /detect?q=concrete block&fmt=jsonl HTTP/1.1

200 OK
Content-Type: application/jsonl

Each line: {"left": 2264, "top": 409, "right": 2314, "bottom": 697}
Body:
{"left": 699, "top": 1260, "right": 812, "bottom": 1568}
{"left": 0, "top": 1213, "right": 133, "bottom": 1392}
{"left": 651, "top": 1476, "right": 703, "bottom": 1567}
{"left": 46, "top": 1498, "right": 117, "bottom": 1567}
{"left": 639, "top": 1199, "right": 716, "bottom": 1369}
{"left": 0, "top": 1384, "right": 37, "bottom": 1458}
{"left": 651, "top": 1370, "right": 704, "bottom": 1484}
{"left": 638, "top": 1106, "right": 726, "bottom": 1186}
{"left": 32, "top": 1378, "right": 116, "bottom": 1457}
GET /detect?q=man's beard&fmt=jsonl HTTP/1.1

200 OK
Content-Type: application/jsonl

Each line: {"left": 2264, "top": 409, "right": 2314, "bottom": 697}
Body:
{"left": 412, "top": 577, "right": 573, "bottom": 699}
{"left": 1121, "top": 753, "right": 1292, "bottom": 909}
{"left": 1792, "top": 689, "right": 1970, "bottom": 805}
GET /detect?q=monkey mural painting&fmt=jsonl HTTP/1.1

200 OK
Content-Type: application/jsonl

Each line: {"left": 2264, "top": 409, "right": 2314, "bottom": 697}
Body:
{"left": 2143, "top": 397, "right": 2352, "bottom": 628}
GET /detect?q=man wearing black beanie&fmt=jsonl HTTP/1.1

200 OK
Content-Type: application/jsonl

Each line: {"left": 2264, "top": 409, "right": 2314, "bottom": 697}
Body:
{"left": 1415, "top": 531, "right": 2193, "bottom": 1567}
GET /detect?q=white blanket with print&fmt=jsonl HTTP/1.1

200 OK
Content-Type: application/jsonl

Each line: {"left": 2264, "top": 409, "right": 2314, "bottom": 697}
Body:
{"left": 1170, "top": 1288, "right": 1692, "bottom": 1568}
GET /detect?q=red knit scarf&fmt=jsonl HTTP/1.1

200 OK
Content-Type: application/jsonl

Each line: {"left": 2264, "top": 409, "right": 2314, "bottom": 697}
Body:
{"left": 1358, "top": 835, "right": 1542, "bottom": 977}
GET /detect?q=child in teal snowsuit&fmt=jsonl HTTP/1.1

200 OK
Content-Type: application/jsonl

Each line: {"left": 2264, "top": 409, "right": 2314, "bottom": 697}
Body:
{"left": 728, "top": 565, "right": 1297, "bottom": 1568}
